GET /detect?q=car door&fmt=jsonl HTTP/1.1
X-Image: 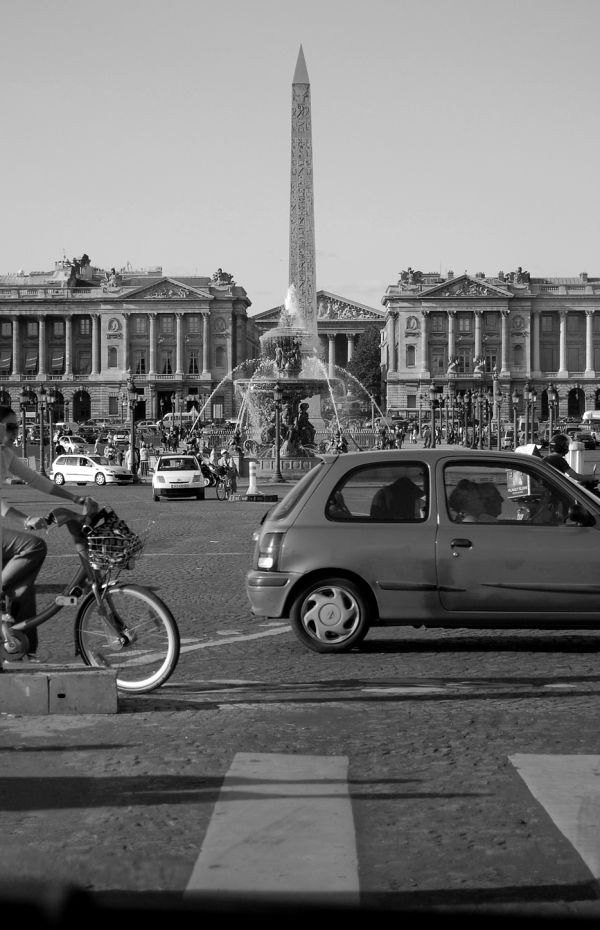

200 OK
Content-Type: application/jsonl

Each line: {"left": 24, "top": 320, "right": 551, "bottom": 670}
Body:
{"left": 435, "top": 457, "right": 600, "bottom": 617}
{"left": 77, "top": 456, "right": 96, "bottom": 483}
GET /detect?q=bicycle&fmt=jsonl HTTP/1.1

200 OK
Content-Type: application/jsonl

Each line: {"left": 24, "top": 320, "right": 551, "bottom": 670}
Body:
{"left": 215, "top": 471, "right": 233, "bottom": 501}
{"left": 0, "top": 505, "right": 180, "bottom": 693}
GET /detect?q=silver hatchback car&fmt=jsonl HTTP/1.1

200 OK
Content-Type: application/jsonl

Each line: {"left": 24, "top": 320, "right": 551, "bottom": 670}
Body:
{"left": 246, "top": 448, "right": 600, "bottom": 653}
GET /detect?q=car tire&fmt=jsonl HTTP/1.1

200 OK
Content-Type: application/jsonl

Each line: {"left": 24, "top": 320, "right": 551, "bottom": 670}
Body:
{"left": 153, "top": 494, "right": 160, "bottom": 502}
{"left": 94, "top": 473, "right": 106, "bottom": 486}
{"left": 289, "top": 577, "right": 371, "bottom": 654}
{"left": 53, "top": 473, "right": 65, "bottom": 486}
{"left": 195, "top": 492, "right": 205, "bottom": 501}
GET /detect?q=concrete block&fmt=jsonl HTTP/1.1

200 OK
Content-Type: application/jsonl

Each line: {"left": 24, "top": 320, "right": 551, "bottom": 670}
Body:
{"left": 0, "top": 671, "right": 49, "bottom": 715}
{"left": 48, "top": 668, "right": 118, "bottom": 714}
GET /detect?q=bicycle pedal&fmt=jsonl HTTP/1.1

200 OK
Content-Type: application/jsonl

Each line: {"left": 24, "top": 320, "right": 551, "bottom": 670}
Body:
{"left": 55, "top": 595, "right": 80, "bottom": 606}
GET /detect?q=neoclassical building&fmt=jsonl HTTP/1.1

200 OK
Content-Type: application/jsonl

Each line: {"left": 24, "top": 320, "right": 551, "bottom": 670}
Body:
{"left": 0, "top": 256, "right": 259, "bottom": 423}
{"left": 252, "top": 290, "right": 386, "bottom": 377}
{"left": 381, "top": 266, "right": 600, "bottom": 422}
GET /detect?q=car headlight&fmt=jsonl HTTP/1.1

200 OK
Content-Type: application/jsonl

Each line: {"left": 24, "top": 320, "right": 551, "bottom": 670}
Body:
{"left": 156, "top": 475, "right": 165, "bottom": 484}
{"left": 192, "top": 475, "right": 202, "bottom": 483}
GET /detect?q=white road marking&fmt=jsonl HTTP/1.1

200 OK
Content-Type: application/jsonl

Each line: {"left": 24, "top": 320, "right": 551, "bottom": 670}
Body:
{"left": 364, "top": 686, "right": 448, "bottom": 695}
{"left": 511, "top": 754, "right": 600, "bottom": 877}
{"left": 179, "top": 627, "right": 290, "bottom": 653}
{"left": 184, "top": 752, "right": 359, "bottom": 900}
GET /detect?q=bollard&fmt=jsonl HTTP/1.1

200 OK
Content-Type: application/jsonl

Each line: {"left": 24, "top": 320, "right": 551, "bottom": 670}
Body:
{"left": 568, "top": 440, "right": 585, "bottom": 474}
{"left": 246, "top": 460, "right": 261, "bottom": 496}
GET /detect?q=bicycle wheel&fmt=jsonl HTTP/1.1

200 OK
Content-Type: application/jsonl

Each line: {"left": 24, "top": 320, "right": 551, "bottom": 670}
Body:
{"left": 75, "top": 584, "right": 180, "bottom": 694}
{"left": 224, "top": 480, "right": 232, "bottom": 501}
{"left": 216, "top": 478, "right": 227, "bottom": 501}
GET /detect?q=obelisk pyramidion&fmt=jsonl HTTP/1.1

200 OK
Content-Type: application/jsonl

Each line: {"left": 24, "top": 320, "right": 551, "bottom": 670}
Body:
{"left": 289, "top": 45, "right": 318, "bottom": 351}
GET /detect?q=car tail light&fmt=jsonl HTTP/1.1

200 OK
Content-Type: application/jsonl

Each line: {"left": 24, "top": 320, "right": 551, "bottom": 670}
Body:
{"left": 256, "top": 532, "right": 284, "bottom": 571}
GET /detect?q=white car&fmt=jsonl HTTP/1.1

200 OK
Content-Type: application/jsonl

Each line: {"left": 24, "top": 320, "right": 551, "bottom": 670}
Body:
{"left": 49, "top": 454, "right": 134, "bottom": 486}
{"left": 55, "top": 435, "right": 87, "bottom": 453}
{"left": 152, "top": 454, "right": 206, "bottom": 501}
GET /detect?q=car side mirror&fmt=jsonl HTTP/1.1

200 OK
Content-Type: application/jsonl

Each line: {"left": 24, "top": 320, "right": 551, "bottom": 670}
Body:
{"left": 567, "top": 503, "right": 595, "bottom": 526}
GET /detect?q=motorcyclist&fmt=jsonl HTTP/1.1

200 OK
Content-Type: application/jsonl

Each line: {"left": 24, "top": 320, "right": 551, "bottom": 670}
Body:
{"left": 544, "top": 433, "right": 595, "bottom": 486}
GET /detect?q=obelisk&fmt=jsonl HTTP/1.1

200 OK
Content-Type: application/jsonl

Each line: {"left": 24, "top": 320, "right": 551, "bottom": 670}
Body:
{"left": 289, "top": 45, "right": 318, "bottom": 351}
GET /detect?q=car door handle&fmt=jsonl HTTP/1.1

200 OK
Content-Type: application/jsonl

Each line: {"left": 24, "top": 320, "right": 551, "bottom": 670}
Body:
{"left": 450, "top": 538, "right": 472, "bottom": 548}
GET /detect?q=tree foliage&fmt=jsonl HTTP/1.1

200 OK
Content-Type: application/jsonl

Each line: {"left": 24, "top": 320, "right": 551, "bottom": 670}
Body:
{"left": 346, "top": 324, "right": 383, "bottom": 407}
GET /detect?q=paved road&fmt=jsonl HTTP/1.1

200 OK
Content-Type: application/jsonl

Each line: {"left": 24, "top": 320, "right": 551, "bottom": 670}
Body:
{"left": 2, "top": 476, "right": 600, "bottom": 919}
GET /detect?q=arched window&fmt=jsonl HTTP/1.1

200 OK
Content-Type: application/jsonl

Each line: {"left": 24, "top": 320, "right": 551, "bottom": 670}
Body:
{"left": 215, "top": 345, "right": 226, "bottom": 368}
{"left": 513, "top": 345, "right": 523, "bottom": 367}
{"left": 406, "top": 345, "right": 416, "bottom": 367}
{"left": 107, "top": 347, "right": 118, "bottom": 368}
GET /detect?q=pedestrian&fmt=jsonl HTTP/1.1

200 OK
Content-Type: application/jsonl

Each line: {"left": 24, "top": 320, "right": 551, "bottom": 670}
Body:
{"left": 93, "top": 436, "right": 101, "bottom": 455}
{"left": 422, "top": 425, "right": 431, "bottom": 448}
{"left": 54, "top": 441, "right": 65, "bottom": 457}
{"left": 139, "top": 442, "right": 149, "bottom": 478}
{"left": 124, "top": 442, "right": 138, "bottom": 475}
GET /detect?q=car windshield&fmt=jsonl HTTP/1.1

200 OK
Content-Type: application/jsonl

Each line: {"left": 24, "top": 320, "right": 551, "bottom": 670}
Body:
{"left": 158, "top": 457, "right": 198, "bottom": 471}
{"left": 88, "top": 455, "right": 110, "bottom": 466}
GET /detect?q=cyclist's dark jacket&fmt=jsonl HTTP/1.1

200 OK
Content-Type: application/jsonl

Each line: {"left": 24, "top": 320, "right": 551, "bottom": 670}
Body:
{"left": 545, "top": 453, "right": 570, "bottom": 475}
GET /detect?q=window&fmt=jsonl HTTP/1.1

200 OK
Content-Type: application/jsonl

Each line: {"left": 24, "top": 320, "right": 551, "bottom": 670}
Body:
{"left": 75, "top": 351, "right": 91, "bottom": 374}
{"left": 133, "top": 350, "right": 147, "bottom": 375}
{"left": 160, "top": 351, "right": 173, "bottom": 375}
{"left": 53, "top": 321, "right": 64, "bottom": 337}
{"left": 134, "top": 316, "right": 147, "bottom": 336}
{"left": 325, "top": 462, "right": 428, "bottom": 522}
{"left": 79, "top": 318, "right": 90, "bottom": 336}
{"left": 568, "top": 346, "right": 585, "bottom": 371}
{"left": 188, "top": 351, "right": 199, "bottom": 375}
{"left": 159, "top": 315, "right": 174, "bottom": 335}
{"left": 567, "top": 314, "right": 582, "bottom": 334}
{"left": 406, "top": 394, "right": 417, "bottom": 409}
{"left": 485, "top": 312, "right": 500, "bottom": 332}
{"left": 484, "top": 354, "right": 497, "bottom": 372}
{"left": 215, "top": 345, "right": 226, "bottom": 368}
{"left": 430, "top": 348, "right": 445, "bottom": 373}
{"left": 406, "top": 345, "right": 416, "bottom": 367}
{"left": 458, "top": 314, "right": 471, "bottom": 333}
{"left": 107, "top": 347, "right": 118, "bottom": 368}
{"left": 50, "top": 352, "right": 64, "bottom": 373}
{"left": 24, "top": 351, "right": 38, "bottom": 372}
{"left": 188, "top": 316, "right": 201, "bottom": 334}
{"left": 0, "top": 322, "right": 11, "bottom": 338}
{"left": 542, "top": 314, "right": 555, "bottom": 333}
{"left": 457, "top": 349, "right": 472, "bottom": 373}
{"left": 26, "top": 321, "right": 38, "bottom": 338}
{"left": 0, "top": 351, "right": 11, "bottom": 375}
{"left": 431, "top": 315, "right": 445, "bottom": 333}
{"left": 513, "top": 345, "right": 523, "bottom": 367}
{"left": 443, "top": 463, "right": 577, "bottom": 526}
{"left": 108, "top": 396, "right": 119, "bottom": 416}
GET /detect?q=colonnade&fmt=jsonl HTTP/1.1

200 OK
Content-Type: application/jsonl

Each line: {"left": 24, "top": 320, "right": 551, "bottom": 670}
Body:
{"left": 324, "top": 332, "right": 357, "bottom": 379}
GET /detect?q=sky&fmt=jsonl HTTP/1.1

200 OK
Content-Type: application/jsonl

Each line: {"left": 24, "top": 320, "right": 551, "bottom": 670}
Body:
{"left": 2, "top": 0, "right": 600, "bottom": 316}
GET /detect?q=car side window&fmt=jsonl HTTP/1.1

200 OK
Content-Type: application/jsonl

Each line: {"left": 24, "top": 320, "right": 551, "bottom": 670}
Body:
{"left": 326, "top": 463, "right": 428, "bottom": 522}
{"left": 444, "top": 463, "right": 580, "bottom": 525}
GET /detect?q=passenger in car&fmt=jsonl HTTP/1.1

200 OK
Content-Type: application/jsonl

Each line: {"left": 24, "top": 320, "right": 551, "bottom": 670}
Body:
{"left": 326, "top": 490, "right": 352, "bottom": 519}
{"left": 448, "top": 479, "right": 484, "bottom": 522}
{"left": 477, "top": 483, "right": 504, "bottom": 521}
{"left": 370, "top": 475, "right": 425, "bottom": 520}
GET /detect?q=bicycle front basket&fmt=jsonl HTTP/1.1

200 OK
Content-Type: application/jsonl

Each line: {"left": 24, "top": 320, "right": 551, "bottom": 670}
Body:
{"left": 86, "top": 525, "right": 144, "bottom": 569}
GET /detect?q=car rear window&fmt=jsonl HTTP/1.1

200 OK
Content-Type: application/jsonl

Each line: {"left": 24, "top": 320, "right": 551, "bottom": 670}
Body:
{"left": 269, "top": 462, "right": 326, "bottom": 519}
{"left": 326, "top": 461, "right": 429, "bottom": 522}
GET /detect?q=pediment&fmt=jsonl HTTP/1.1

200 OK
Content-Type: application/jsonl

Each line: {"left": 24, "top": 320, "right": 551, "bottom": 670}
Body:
{"left": 419, "top": 275, "right": 513, "bottom": 299}
{"left": 252, "top": 290, "right": 385, "bottom": 325}
{"left": 121, "top": 278, "right": 211, "bottom": 300}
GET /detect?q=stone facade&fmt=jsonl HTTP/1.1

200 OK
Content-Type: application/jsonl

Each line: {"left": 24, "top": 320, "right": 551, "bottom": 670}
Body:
{"left": 382, "top": 267, "right": 600, "bottom": 422}
{"left": 0, "top": 258, "right": 259, "bottom": 423}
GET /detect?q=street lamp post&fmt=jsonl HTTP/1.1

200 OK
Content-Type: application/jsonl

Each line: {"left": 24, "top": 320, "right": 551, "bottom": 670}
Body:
{"left": 19, "top": 387, "right": 28, "bottom": 459}
{"left": 512, "top": 388, "right": 520, "bottom": 447}
{"left": 37, "top": 385, "right": 47, "bottom": 475}
{"left": 486, "top": 386, "right": 494, "bottom": 449}
{"left": 548, "top": 382, "right": 558, "bottom": 439}
{"left": 273, "top": 382, "right": 285, "bottom": 482}
{"left": 126, "top": 370, "right": 139, "bottom": 479}
{"left": 463, "top": 390, "right": 472, "bottom": 446}
{"left": 429, "top": 384, "right": 437, "bottom": 448}
{"left": 47, "top": 387, "right": 57, "bottom": 465}
{"left": 492, "top": 370, "right": 499, "bottom": 450}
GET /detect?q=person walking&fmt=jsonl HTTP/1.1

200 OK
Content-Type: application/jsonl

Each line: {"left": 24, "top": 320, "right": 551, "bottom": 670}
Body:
{"left": 139, "top": 442, "right": 149, "bottom": 478}
{"left": 93, "top": 436, "right": 101, "bottom": 455}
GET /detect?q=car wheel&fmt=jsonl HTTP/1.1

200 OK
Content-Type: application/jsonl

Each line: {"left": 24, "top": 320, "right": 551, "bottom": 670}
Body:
{"left": 53, "top": 473, "right": 65, "bottom": 486}
{"left": 289, "top": 577, "right": 371, "bottom": 654}
{"left": 94, "top": 473, "right": 106, "bottom": 486}
{"left": 195, "top": 492, "right": 205, "bottom": 500}
{"left": 153, "top": 494, "right": 160, "bottom": 502}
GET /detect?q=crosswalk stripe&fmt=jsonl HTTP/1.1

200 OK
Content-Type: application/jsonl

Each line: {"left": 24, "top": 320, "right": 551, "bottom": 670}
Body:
{"left": 184, "top": 752, "right": 360, "bottom": 901}
{"left": 511, "top": 754, "right": 600, "bottom": 877}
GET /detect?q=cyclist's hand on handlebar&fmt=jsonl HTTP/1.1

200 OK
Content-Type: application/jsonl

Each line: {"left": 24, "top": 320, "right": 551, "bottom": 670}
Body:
{"left": 25, "top": 515, "right": 48, "bottom": 531}
{"left": 81, "top": 496, "right": 100, "bottom": 517}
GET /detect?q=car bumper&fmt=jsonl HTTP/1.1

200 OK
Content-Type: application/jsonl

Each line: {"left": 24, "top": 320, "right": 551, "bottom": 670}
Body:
{"left": 245, "top": 569, "right": 302, "bottom": 617}
{"left": 154, "top": 486, "right": 204, "bottom": 497}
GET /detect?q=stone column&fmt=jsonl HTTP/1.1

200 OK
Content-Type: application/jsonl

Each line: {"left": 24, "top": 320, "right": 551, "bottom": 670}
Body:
{"left": 388, "top": 313, "right": 397, "bottom": 372}
{"left": 420, "top": 311, "right": 429, "bottom": 373}
{"left": 328, "top": 334, "right": 336, "bottom": 379}
{"left": 38, "top": 317, "right": 47, "bottom": 378}
{"left": 64, "top": 316, "right": 72, "bottom": 376}
{"left": 531, "top": 310, "right": 541, "bottom": 374}
{"left": 122, "top": 313, "right": 129, "bottom": 372}
{"left": 474, "top": 310, "right": 482, "bottom": 359}
{"left": 235, "top": 310, "right": 245, "bottom": 368}
{"left": 447, "top": 310, "right": 456, "bottom": 360}
{"left": 175, "top": 313, "right": 184, "bottom": 375}
{"left": 585, "top": 310, "right": 595, "bottom": 375}
{"left": 346, "top": 333, "right": 355, "bottom": 362}
{"left": 202, "top": 313, "right": 210, "bottom": 374}
{"left": 558, "top": 310, "right": 568, "bottom": 376}
{"left": 148, "top": 313, "right": 157, "bottom": 375}
{"left": 91, "top": 315, "right": 99, "bottom": 375}
{"left": 11, "top": 318, "right": 21, "bottom": 376}
{"left": 501, "top": 310, "right": 509, "bottom": 374}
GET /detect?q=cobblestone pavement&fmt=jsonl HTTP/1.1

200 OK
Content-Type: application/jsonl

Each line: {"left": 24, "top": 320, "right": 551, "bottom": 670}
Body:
{"left": 2, "top": 479, "right": 600, "bottom": 920}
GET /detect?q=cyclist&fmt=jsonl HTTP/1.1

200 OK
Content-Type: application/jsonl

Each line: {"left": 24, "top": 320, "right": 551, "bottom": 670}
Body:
{"left": 0, "top": 405, "right": 98, "bottom": 661}
{"left": 217, "top": 448, "right": 238, "bottom": 493}
{"left": 544, "top": 433, "right": 594, "bottom": 485}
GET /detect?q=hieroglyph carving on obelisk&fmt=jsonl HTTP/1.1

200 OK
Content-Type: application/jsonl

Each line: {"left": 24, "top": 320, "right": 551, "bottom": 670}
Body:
{"left": 289, "top": 45, "right": 318, "bottom": 349}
